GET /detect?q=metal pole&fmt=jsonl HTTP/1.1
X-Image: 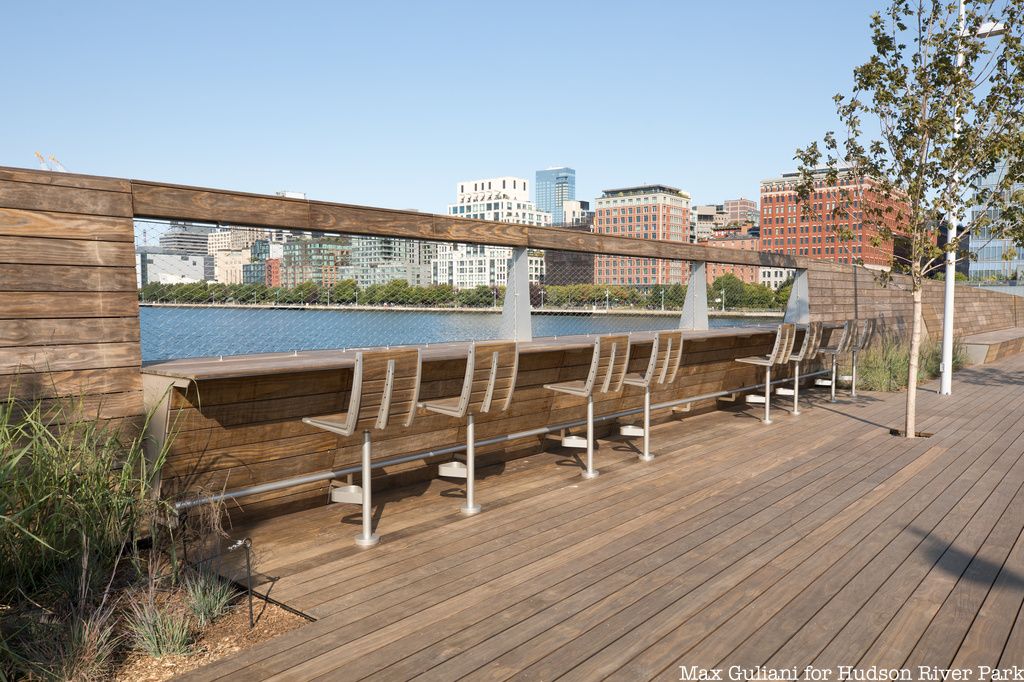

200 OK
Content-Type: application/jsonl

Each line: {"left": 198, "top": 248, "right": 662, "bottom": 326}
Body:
{"left": 582, "top": 394, "right": 599, "bottom": 479}
{"left": 639, "top": 387, "right": 653, "bottom": 462}
{"left": 764, "top": 367, "right": 772, "bottom": 424}
{"left": 851, "top": 350, "right": 859, "bottom": 398}
{"left": 830, "top": 355, "right": 838, "bottom": 403}
{"left": 792, "top": 361, "right": 801, "bottom": 416}
{"left": 462, "top": 414, "right": 480, "bottom": 514}
{"left": 355, "top": 430, "right": 379, "bottom": 547}
{"left": 941, "top": 0, "right": 966, "bottom": 396}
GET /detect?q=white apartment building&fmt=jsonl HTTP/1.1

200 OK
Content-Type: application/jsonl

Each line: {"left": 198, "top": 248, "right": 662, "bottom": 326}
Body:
{"left": 435, "top": 177, "right": 550, "bottom": 288}
{"left": 136, "top": 251, "right": 211, "bottom": 287}
{"left": 759, "top": 267, "right": 795, "bottom": 290}
{"left": 341, "top": 236, "right": 437, "bottom": 287}
{"left": 213, "top": 249, "right": 251, "bottom": 284}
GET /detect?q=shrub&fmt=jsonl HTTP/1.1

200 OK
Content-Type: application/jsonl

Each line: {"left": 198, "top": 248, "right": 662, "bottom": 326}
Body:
{"left": 125, "top": 598, "right": 193, "bottom": 657}
{"left": 855, "top": 334, "right": 966, "bottom": 392}
{"left": 183, "top": 569, "right": 236, "bottom": 627}
{"left": 0, "top": 398, "right": 169, "bottom": 676}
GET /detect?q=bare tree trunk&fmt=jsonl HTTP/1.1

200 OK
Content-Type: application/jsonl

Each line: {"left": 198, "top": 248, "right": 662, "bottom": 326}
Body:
{"left": 905, "top": 280, "right": 923, "bottom": 439}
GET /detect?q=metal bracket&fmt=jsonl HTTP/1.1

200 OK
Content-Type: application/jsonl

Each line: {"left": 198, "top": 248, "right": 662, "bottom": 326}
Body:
{"left": 439, "top": 460, "right": 469, "bottom": 478}
{"left": 680, "top": 262, "right": 709, "bottom": 331}
{"left": 784, "top": 268, "right": 810, "bottom": 324}
{"left": 501, "top": 246, "right": 532, "bottom": 341}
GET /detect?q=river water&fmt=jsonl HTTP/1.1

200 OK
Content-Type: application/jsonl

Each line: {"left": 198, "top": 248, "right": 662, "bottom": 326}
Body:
{"left": 139, "top": 306, "right": 777, "bottom": 363}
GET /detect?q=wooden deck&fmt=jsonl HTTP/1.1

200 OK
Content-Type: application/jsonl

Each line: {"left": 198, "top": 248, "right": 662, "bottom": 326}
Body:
{"left": 183, "top": 354, "right": 1024, "bottom": 681}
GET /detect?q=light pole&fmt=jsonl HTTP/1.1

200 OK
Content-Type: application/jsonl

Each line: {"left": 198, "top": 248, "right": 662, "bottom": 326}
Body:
{"left": 605, "top": 288, "right": 610, "bottom": 312}
{"left": 940, "top": 5, "right": 1006, "bottom": 395}
{"left": 540, "top": 289, "right": 545, "bottom": 309}
{"left": 661, "top": 289, "right": 665, "bottom": 311}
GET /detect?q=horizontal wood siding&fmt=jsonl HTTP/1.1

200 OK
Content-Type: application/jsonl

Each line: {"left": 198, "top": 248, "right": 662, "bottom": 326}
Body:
{"left": 0, "top": 173, "right": 143, "bottom": 421}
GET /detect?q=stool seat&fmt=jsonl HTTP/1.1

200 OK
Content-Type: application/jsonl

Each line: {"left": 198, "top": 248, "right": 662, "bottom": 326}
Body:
{"left": 544, "top": 334, "right": 630, "bottom": 479}
{"left": 618, "top": 330, "right": 684, "bottom": 462}
{"left": 621, "top": 371, "right": 647, "bottom": 387}
{"left": 420, "top": 340, "right": 519, "bottom": 514}
{"left": 732, "top": 323, "right": 796, "bottom": 425}
{"left": 419, "top": 396, "right": 463, "bottom": 417}
{"left": 736, "top": 356, "right": 774, "bottom": 366}
{"left": 544, "top": 380, "right": 589, "bottom": 396}
{"left": 302, "top": 415, "right": 353, "bottom": 436}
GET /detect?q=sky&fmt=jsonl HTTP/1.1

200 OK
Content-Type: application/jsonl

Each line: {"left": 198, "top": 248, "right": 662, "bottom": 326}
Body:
{"left": 1, "top": 0, "right": 883, "bottom": 213}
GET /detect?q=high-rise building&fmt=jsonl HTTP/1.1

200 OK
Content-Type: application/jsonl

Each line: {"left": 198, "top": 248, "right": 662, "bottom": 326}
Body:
{"left": 558, "top": 199, "right": 593, "bottom": 227}
{"left": 759, "top": 168, "right": 908, "bottom": 267}
{"left": 968, "top": 161, "right": 1023, "bottom": 281}
{"left": 280, "top": 238, "right": 351, "bottom": 287}
{"left": 207, "top": 227, "right": 265, "bottom": 254}
{"left": 535, "top": 167, "right": 576, "bottom": 225}
{"left": 704, "top": 235, "right": 760, "bottom": 284}
{"left": 436, "top": 177, "right": 549, "bottom": 289}
{"left": 159, "top": 221, "right": 216, "bottom": 255}
{"left": 593, "top": 185, "right": 691, "bottom": 287}
{"left": 136, "top": 249, "right": 211, "bottom": 287}
{"left": 341, "top": 236, "right": 437, "bottom": 287}
{"left": 723, "top": 198, "right": 759, "bottom": 226}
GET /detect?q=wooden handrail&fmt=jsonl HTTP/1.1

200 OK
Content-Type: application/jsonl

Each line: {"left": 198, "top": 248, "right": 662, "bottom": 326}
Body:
{"left": 3, "top": 165, "right": 803, "bottom": 268}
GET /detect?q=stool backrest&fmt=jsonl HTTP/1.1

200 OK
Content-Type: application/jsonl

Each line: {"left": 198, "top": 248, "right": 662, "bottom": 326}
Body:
{"left": 792, "top": 322, "right": 824, "bottom": 362}
{"left": 824, "top": 320, "right": 855, "bottom": 354}
{"left": 453, "top": 340, "right": 519, "bottom": 418}
{"left": 655, "top": 330, "right": 684, "bottom": 385}
{"left": 768, "top": 323, "right": 797, "bottom": 365}
{"left": 854, "top": 319, "right": 876, "bottom": 351}
{"left": 350, "top": 348, "right": 421, "bottom": 432}
{"left": 582, "top": 334, "right": 631, "bottom": 395}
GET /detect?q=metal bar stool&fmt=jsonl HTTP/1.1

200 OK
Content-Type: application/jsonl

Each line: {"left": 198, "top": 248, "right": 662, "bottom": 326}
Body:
{"left": 736, "top": 323, "right": 797, "bottom": 424}
{"left": 420, "top": 340, "right": 518, "bottom": 515}
{"left": 544, "top": 333, "right": 631, "bottom": 479}
{"left": 816, "top": 320, "right": 857, "bottom": 403}
{"left": 620, "top": 330, "right": 684, "bottom": 462}
{"left": 302, "top": 348, "right": 421, "bottom": 547}
{"left": 776, "top": 322, "right": 823, "bottom": 415}
{"left": 846, "top": 319, "right": 876, "bottom": 398}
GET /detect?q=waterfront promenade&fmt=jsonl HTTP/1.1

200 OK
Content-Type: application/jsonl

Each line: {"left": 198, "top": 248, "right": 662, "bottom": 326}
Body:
{"left": 184, "top": 353, "right": 1024, "bottom": 680}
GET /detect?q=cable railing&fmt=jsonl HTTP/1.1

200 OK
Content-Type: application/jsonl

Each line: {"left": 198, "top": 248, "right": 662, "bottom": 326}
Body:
{"left": 134, "top": 220, "right": 788, "bottom": 362}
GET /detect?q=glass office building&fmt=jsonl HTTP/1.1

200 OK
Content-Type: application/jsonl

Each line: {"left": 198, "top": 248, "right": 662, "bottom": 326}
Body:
{"left": 969, "top": 161, "right": 1024, "bottom": 281}
{"left": 535, "top": 167, "right": 576, "bottom": 225}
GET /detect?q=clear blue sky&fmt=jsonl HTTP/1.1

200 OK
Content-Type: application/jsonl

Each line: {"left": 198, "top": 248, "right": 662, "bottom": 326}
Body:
{"left": 1, "top": 0, "right": 881, "bottom": 213}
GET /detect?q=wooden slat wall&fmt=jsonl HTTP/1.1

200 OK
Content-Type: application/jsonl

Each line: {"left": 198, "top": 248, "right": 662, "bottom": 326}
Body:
{"left": 160, "top": 333, "right": 787, "bottom": 521}
{"left": 0, "top": 169, "right": 143, "bottom": 422}
{"left": 805, "top": 260, "right": 1022, "bottom": 338}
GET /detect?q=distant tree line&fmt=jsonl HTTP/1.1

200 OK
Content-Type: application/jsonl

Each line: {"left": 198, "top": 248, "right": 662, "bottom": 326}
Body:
{"left": 139, "top": 276, "right": 791, "bottom": 310}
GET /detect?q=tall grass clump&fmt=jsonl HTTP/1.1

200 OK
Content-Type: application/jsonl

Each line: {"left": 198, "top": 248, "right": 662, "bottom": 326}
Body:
{"left": 856, "top": 334, "right": 966, "bottom": 392}
{"left": 0, "top": 398, "right": 168, "bottom": 678}
{"left": 125, "top": 598, "right": 193, "bottom": 658}
{"left": 183, "top": 569, "right": 236, "bottom": 628}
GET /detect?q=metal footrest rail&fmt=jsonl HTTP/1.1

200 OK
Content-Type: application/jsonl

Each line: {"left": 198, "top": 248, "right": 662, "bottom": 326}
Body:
{"left": 173, "top": 368, "right": 831, "bottom": 512}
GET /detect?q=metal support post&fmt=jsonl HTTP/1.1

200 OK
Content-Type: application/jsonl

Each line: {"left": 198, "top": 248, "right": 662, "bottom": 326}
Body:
{"left": 355, "top": 430, "right": 379, "bottom": 547}
{"left": 501, "top": 246, "right": 532, "bottom": 342}
{"left": 830, "top": 355, "right": 838, "bottom": 403}
{"left": 639, "top": 387, "right": 653, "bottom": 462}
{"left": 680, "top": 262, "right": 709, "bottom": 331}
{"left": 764, "top": 367, "right": 773, "bottom": 424}
{"left": 851, "top": 350, "right": 859, "bottom": 398}
{"left": 462, "top": 415, "right": 480, "bottom": 515}
{"left": 582, "top": 394, "right": 599, "bottom": 479}
{"left": 792, "top": 362, "right": 801, "bottom": 416}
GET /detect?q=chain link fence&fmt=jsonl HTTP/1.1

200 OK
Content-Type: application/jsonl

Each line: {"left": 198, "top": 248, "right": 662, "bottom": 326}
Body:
{"left": 135, "top": 220, "right": 786, "bottom": 362}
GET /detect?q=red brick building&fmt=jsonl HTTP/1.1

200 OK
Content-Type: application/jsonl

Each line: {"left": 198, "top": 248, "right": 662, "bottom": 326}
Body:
{"left": 759, "top": 169, "right": 907, "bottom": 267}
{"left": 593, "top": 185, "right": 691, "bottom": 287}
{"left": 703, "top": 235, "right": 760, "bottom": 284}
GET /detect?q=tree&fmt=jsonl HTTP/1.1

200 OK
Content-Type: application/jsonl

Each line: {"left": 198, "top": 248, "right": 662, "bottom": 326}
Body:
{"left": 795, "top": 0, "right": 1024, "bottom": 438}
